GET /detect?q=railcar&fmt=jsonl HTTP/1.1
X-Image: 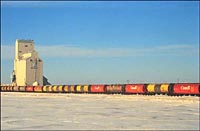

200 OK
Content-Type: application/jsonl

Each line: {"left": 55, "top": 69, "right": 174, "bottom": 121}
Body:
{"left": 172, "top": 83, "right": 200, "bottom": 96}
{"left": 76, "top": 85, "right": 90, "bottom": 93}
{"left": 90, "top": 85, "right": 106, "bottom": 93}
{"left": 159, "top": 84, "right": 174, "bottom": 95}
{"left": 1, "top": 86, "right": 6, "bottom": 92}
{"left": 26, "top": 86, "right": 34, "bottom": 92}
{"left": 13, "top": 86, "right": 19, "bottom": 92}
{"left": 34, "top": 86, "right": 43, "bottom": 92}
{"left": 125, "top": 84, "right": 147, "bottom": 94}
{"left": 105, "top": 84, "right": 125, "bottom": 94}
{"left": 6, "top": 86, "right": 13, "bottom": 92}
{"left": 63, "top": 85, "right": 76, "bottom": 93}
{"left": 19, "top": 86, "right": 26, "bottom": 92}
{"left": 146, "top": 84, "right": 156, "bottom": 95}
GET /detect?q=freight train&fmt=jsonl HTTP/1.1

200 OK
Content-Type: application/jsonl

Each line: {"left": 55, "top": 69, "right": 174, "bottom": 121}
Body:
{"left": 1, "top": 83, "right": 200, "bottom": 96}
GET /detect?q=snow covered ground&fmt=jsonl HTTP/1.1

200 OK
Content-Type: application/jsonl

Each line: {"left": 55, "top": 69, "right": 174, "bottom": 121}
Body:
{"left": 1, "top": 92, "right": 199, "bottom": 130}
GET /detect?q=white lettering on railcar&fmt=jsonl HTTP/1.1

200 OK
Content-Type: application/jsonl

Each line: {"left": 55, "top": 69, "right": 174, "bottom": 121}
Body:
{"left": 130, "top": 86, "right": 137, "bottom": 90}
{"left": 95, "top": 86, "right": 100, "bottom": 89}
{"left": 181, "top": 86, "right": 190, "bottom": 90}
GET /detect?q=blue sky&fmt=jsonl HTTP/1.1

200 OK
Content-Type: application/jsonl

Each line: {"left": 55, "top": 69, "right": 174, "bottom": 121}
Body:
{"left": 1, "top": 1, "right": 199, "bottom": 84}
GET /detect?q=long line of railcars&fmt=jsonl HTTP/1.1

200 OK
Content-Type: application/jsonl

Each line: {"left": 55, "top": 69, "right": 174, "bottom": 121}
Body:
{"left": 1, "top": 83, "right": 200, "bottom": 96}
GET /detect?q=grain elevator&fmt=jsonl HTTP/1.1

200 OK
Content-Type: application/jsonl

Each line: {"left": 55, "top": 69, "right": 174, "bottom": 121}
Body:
{"left": 11, "top": 39, "right": 43, "bottom": 86}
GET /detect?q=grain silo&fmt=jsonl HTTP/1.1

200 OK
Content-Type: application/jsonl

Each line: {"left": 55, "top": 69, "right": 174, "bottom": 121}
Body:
{"left": 11, "top": 39, "right": 43, "bottom": 86}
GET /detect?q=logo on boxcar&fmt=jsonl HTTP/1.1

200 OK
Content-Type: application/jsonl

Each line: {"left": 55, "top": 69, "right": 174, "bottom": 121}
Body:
{"left": 130, "top": 86, "right": 137, "bottom": 90}
{"left": 181, "top": 86, "right": 190, "bottom": 90}
{"left": 95, "top": 86, "right": 100, "bottom": 89}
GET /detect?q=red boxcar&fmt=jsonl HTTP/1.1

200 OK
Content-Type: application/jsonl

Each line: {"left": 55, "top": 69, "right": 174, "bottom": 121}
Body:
{"left": 90, "top": 85, "right": 105, "bottom": 93}
{"left": 125, "top": 84, "right": 145, "bottom": 94}
{"left": 173, "top": 83, "right": 200, "bottom": 95}
{"left": 34, "top": 86, "right": 42, "bottom": 92}
{"left": 26, "top": 86, "right": 34, "bottom": 92}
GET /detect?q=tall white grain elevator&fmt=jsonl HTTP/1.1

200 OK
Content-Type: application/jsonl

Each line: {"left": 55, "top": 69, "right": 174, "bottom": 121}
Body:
{"left": 12, "top": 39, "right": 43, "bottom": 86}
